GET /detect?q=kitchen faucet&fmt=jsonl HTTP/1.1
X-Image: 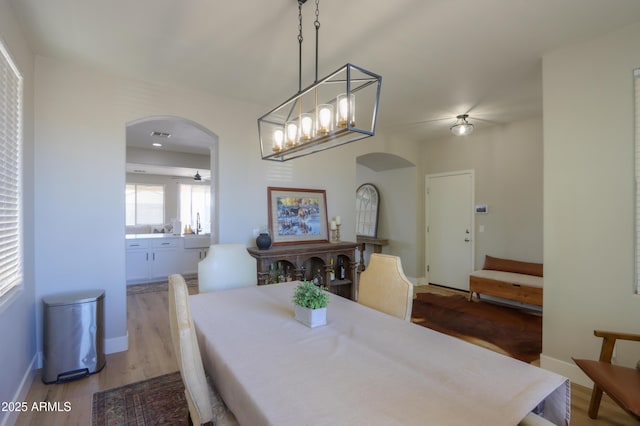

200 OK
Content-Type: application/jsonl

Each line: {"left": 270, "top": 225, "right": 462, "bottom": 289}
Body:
{"left": 196, "top": 212, "right": 201, "bottom": 235}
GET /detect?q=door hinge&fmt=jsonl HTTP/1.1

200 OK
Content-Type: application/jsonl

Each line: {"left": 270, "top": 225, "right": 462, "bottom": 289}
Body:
{"left": 427, "top": 265, "right": 430, "bottom": 272}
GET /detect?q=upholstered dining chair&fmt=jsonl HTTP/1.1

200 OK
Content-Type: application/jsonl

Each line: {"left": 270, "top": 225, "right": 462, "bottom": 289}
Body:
{"left": 573, "top": 330, "right": 640, "bottom": 421}
{"left": 198, "top": 243, "right": 257, "bottom": 292}
{"left": 357, "top": 253, "right": 414, "bottom": 321}
{"left": 168, "top": 274, "right": 215, "bottom": 425}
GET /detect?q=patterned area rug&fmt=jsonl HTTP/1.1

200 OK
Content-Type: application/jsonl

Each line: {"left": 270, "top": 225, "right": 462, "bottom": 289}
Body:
{"left": 92, "top": 372, "right": 238, "bottom": 426}
{"left": 92, "top": 372, "right": 188, "bottom": 425}
{"left": 411, "top": 292, "right": 542, "bottom": 363}
{"left": 127, "top": 276, "right": 198, "bottom": 295}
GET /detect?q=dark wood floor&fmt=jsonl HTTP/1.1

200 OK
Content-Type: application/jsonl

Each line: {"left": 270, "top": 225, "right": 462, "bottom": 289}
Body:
{"left": 16, "top": 284, "right": 636, "bottom": 425}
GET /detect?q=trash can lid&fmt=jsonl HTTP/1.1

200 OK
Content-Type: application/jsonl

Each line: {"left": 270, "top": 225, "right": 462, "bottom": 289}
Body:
{"left": 42, "top": 289, "right": 105, "bottom": 306}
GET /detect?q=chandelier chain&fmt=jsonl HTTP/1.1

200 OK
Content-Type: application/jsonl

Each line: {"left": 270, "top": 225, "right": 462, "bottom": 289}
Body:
{"left": 314, "top": 0, "right": 320, "bottom": 82}
{"left": 297, "top": 2, "right": 303, "bottom": 44}
{"left": 297, "top": 1, "right": 304, "bottom": 92}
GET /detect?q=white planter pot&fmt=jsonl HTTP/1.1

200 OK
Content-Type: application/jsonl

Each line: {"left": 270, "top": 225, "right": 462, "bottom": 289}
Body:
{"left": 294, "top": 305, "right": 327, "bottom": 328}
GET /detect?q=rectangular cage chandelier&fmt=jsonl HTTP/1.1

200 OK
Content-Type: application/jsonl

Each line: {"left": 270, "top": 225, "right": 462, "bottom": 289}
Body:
{"left": 258, "top": 1, "right": 382, "bottom": 162}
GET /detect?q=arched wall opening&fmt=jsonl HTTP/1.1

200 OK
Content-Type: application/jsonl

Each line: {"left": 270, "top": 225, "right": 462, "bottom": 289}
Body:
{"left": 356, "top": 152, "right": 419, "bottom": 280}
{"left": 125, "top": 115, "right": 220, "bottom": 241}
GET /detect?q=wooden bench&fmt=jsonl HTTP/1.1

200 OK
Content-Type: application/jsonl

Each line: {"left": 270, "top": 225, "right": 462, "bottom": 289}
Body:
{"left": 468, "top": 255, "right": 543, "bottom": 306}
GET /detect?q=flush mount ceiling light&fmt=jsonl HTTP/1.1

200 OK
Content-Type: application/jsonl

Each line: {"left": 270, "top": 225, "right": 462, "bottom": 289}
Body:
{"left": 450, "top": 114, "right": 474, "bottom": 136}
{"left": 193, "top": 171, "right": 202, "bottom": 181}
{"left": 258, "top": 0, "right": 382, "bottom": 161}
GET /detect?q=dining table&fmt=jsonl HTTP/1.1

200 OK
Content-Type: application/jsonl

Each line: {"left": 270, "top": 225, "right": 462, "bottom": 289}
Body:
{"left": 190, "top": 281, "right": 570, "bottom": 426}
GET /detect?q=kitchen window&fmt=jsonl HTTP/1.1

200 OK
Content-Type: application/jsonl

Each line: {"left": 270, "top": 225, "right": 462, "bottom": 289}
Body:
{"left": 179, "top": 183, "right": 210, "bottom": 234}
{"left": 126, "top": 184, "right": 165, "bottom": 226}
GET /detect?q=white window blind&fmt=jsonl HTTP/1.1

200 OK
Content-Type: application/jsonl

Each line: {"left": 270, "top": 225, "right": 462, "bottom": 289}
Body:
{"left": 179, "top": 184, "right": 211, "bottom": 234}
{"left": 125, "top": 184, "right": 165, "bottom": 226}
{"left": 0, "top": 40, "right": 23, "bottom": 299}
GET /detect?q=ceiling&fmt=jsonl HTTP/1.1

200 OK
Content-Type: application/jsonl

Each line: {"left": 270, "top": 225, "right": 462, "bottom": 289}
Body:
{"left": 126, "top": 117, "right": 214, "bottom": 155}
{"left": 9, "top": 0, "right": 640, "bottom": 143}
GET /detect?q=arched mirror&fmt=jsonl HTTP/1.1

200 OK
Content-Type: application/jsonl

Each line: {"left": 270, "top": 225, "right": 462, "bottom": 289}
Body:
{"left": 356, "top": 183, "right": 380, "bottom": 238}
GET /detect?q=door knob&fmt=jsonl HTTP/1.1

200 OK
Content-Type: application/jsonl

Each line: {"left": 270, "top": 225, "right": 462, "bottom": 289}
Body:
{"left": 464, "top": 238, "right": 470, "bottom": 242}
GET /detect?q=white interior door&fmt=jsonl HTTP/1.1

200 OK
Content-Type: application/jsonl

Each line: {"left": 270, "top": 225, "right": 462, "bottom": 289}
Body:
{"left": 426, "top": 171, "right": 474, "bottom": 291}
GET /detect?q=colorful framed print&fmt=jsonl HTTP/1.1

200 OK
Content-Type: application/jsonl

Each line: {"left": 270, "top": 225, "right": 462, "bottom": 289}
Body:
{"left": 267, "top": 187, "right": 329, "bottom": 245}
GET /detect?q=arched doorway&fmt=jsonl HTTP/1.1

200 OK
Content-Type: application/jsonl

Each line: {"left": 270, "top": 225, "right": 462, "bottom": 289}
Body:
{"left": 355, "top": 152, "right": 419, "bottom": 280}
{"left": 125, "top": 115, "right": 219, "bottom": 240}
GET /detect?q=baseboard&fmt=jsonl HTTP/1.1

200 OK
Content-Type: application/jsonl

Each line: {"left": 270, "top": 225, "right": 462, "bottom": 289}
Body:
{"left": 105, "top": 332, "right": 129, "bottom": 354}
{"left": 1, "top": 353, "right": 38, "bottom": 426}
{"left": 540, "top": 353, "right": 593, "bottom": 388}
{"left": 412, "top": 277, "right": 428, "bottom": 286}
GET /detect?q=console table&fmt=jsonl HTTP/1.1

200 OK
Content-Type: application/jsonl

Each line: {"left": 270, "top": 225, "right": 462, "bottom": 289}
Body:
{"left": 247, "top": 242, "right": 359, "bottom": 300}
{"left": 356, "top": 236, "right": 388, "bottom": 271}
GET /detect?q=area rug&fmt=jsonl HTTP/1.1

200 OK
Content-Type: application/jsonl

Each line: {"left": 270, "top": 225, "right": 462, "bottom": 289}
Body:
{"left": 92, "top": 372, "right": 188, "bottom": 425}
{"left": 411, "top": 293, "right": 542, "bottom": 363}
{"left": 127, "top": 276, "right": 198, "bottom": 295}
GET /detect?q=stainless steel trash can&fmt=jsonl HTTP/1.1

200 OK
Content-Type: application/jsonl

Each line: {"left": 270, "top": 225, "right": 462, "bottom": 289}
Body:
{"left": 42, "top": 289, "right": 106, "bottom": 384}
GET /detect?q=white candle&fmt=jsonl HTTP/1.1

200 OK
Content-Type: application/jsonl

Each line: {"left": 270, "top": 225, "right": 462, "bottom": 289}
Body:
{"left": 330, "top": 220, "right": 337, "bottom": 230}
{"left": 335, "top": 216, "right": 341, "bottom": 225}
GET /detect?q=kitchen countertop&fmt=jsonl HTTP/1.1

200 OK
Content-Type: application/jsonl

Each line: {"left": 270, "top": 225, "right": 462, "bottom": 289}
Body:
{"left": 126, "top": 233, "right": 211, "bottom": 239}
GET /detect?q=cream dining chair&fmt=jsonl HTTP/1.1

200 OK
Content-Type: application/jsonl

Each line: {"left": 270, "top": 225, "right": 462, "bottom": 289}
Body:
{"left": 168, "top": 274, "right": 238, "bottom": 426}
{"left": 357, "top": 253, "right": 414, "bottom": 321}
{"left": 198, "top": 243, "right": 257, "bottom": 292}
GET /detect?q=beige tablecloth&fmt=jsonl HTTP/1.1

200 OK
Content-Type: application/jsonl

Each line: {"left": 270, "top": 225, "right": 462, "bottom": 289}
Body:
{"left": 190, "top": 282, "right": 569, "bottom": 426}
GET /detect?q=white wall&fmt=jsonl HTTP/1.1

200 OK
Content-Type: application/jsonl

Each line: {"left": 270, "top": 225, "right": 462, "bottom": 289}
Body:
{"left": 0, "top": 0, "right": 36, "bottom": 424}
{"left": 542, "top": 20, "right": 640, "bottom": 385}
{"left": 424, "top": 117, "right": 544, "bottom": 268}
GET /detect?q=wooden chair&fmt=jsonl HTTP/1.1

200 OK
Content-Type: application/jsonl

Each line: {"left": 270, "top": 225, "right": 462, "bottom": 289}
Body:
{"left": 573, "top": 330, "right": 640, "bottom": 420}
{"left": 357, "top": 253, "right": 414, "bottom": 321}
{"left": 198, "top": 243, "right": 257, "bottom": 293}
{"left": 169, "top": 274, "right": 239, "bottom": 426}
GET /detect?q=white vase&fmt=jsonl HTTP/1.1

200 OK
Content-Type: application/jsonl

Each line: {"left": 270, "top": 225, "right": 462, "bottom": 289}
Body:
{"left": 294, "top": 304, "right": 327, "bottom": 328}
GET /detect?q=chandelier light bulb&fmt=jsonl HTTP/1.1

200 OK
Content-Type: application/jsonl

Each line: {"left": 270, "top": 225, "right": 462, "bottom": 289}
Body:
{"left": 272, "top": 129, "right": 284, "bottom": 152}
{"left": 300, "top": 113, "right": 314, "bottom": 141}
{"left": 317, "top": 104, "right": 334, "bottom": 135}
{"left": 286, "top": 121, "right": 298, "bottom": 147}
{"left": 336, "top": 93, "right": 355, "bottom": 128}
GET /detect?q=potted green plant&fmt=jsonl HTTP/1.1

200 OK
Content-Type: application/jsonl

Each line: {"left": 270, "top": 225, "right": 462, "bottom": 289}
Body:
{"left": 292, "top": 280, "right": 329, "bottom": 328}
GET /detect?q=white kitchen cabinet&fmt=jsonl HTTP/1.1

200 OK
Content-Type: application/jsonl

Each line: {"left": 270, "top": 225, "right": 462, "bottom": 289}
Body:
{"left": 126, "top": 236, "right": 183, "bottom": 284}
{"left": 182, "top": 247, "right": 208, "bottom": 276}
{"left": 126, "top": 235, "right": 212, "bottom": 284}
{"left": 126, "top": 249, "right": 150, "bottom": 283}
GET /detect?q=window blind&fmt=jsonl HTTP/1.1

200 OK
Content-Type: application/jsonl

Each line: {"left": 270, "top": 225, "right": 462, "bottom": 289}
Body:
{"left": 179, "top": 183, "right": 211, "bottom": 234}
{"left": 125, "top": 184, "right": 165, "bottom": 226}
{"left": 0, "top": 40, "right": 23, "bottom": 299}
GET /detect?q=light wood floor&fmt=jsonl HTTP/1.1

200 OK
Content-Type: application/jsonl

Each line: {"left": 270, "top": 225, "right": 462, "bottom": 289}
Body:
{"left": 16, "top": 284, "right": 636, "bottom": 425}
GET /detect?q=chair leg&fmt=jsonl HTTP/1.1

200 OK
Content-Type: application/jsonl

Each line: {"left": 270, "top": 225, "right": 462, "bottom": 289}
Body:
{"left": 588, "top": 384, "right": 604, "bottom": 419}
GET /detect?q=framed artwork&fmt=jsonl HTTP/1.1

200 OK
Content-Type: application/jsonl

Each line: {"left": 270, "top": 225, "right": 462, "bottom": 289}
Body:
{"left": 267, "top": 187, "right": 329, "bottom": 245}
{"left": 356, "top": 183, "right": 380, "bottom": 238}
